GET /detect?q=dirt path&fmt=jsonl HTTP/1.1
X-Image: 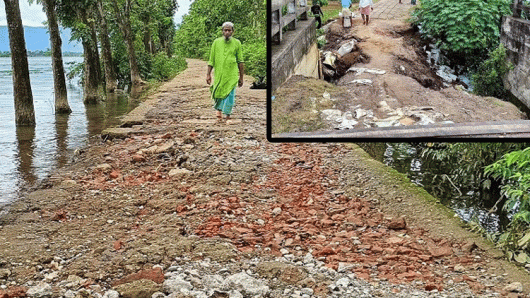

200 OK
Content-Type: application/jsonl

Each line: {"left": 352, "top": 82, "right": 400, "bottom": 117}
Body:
{"left": 271, "top": 0, "right": 526, "bottom": 133}
{"left": 0, "top": 59, "right": 529, "bottom": 297}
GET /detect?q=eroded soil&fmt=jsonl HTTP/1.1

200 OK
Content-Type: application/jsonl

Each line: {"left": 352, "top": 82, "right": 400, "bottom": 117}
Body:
{"left": 271, "top": 18, "right": 526, "bottom": 133}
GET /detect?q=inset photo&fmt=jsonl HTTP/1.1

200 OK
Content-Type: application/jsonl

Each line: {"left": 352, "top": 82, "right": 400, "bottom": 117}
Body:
{"left": 269, "top": 0, "right": 530, "bottom": 140}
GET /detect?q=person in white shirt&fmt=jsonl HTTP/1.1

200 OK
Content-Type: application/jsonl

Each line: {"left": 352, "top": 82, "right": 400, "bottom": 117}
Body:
{"left": 358, "top": 0, "right": 374, "bottom": 25}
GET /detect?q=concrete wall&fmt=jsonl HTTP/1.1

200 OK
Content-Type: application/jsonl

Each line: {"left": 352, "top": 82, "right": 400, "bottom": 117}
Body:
{"left": 271, "top": 18, "right": 319, "bottom": 92}
{"left": 501, "top": 16, "right": 530, "bottom": 108}
{"left": 292, "top": 42, "right": 320, "bottom": 79}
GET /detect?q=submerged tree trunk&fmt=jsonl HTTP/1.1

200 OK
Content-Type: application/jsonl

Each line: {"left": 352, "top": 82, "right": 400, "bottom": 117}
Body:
{"left": 82, "top": 38, "right": 101, "bottom": 104}
{"left": 4, "top": 0, "right": 35, "bottom": 126}
{"left": 96, "top": 0, "right": 117, "bottom": 93}
{"left": 80, "top": 8, "right": 103, "bottom": 104}
{"left": 112, "top": 0, "right": 144, "bottom": 98}
{"left": 43, "top": 0, "right": 71, "bottom": 114}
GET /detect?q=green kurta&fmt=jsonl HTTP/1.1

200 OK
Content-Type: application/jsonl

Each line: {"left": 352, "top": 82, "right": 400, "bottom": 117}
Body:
{"left": 208, "top": 36, "right": 243, "bottom": 100}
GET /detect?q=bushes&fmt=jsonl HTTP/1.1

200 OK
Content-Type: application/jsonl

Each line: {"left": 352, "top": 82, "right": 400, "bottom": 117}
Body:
{"left": 472, "top": 44, "right": 513, "bottom": 99}
{"left": 151, "top": 52, "right": 187, "bottom": 81}
{"left": 485, "top": 147, "right": 530, "bottom": 260}
{"left": 411, "top": 0, "right": 512, "bottom": 68}
{"left": 242, "top": 42, "right": 266, "bottom": 86}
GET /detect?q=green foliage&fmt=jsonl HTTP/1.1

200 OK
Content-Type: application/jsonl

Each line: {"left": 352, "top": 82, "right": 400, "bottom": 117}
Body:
{"left": 485, "top": 147, "right": 530, "bottom": 255}
{"left": 321, "top": 7, "right": 341, "bottom": 24}
{"left": 411, "top": 0, "right": 512, "bottom": 68}
{"left": 173, "top": 0, "right": 265, "bottom": 84}
{"left": 66, "top": 61, "right": 84, "bottom": 82}
{"left": 57, "top": 0, "right": 180, "bottom": 92}
{"left": 150, "top": 52, "right": 187, "bottom": 81}
{"left": 313, "top": 0, "right": 329, "bottom": 6}
{"left": 242, "top": 42, "right": 266, "bottom": 85}
{"left": 472, "top": 44, "right": 513, "bottom": 99}
{"left": 422, "top": 143, "right": 530, "bottom": 191}
{"left": 486, "top": 147, "right": 530, "bottom": 217}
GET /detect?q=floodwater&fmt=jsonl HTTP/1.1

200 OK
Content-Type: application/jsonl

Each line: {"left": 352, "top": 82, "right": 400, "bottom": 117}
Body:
{"left": 359, "top": 143, "right": 509, "bottom": 233}
{"left": 0, "top": 57, "right": 137, "bottom": 208}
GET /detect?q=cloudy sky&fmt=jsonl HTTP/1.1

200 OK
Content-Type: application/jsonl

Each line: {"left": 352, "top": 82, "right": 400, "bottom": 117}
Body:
{"left": 0, "top": 0, "right": 192, "bottom": 27}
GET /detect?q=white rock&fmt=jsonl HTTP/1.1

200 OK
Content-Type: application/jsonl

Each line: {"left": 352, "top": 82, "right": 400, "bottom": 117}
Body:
{"left": 303, "top": 252, "right": 314, "bottom": 264}
{"left": 225, "top": 272, "right": 269, "bottom": 296}
{"left": 27, "top": 282, "right": 53, "bottom": 298}
{"left": 155, "top": 141, "right": 175, "bottom": 154}
{"left": 336, "top": 277, "right": 351, "bottom": 288}
{"left": 102, "top": 290, "right": 120, "bottom": 298}
{"left": 151, "top": 292, "right": 166, "bottom": 298}
{"left": 350, "top": 79, "right": 373, "bottom": 85}
{"left": 163, "top": 276, "right": 193, "bottom": 293}
{"left": 64, "top": 290, "right": 76, "bottom": 298}
{"left": 321, "top": 109, "right": 342, "bottom": 121}
{"left": 202, "top": 275, "right": 226, "bottom": 290}
{"left": 168, "top": 168, "right": 192, "bottom": 177}
{"left": 229, "top": 290, "right": 244, "bottom": 298}
{"left": 271, "top": 207, "right": 282, "bottom": 217}
{"left": 453, "top": 264, "right": 465, "bottom": 273}
{"left": 189, "top": 290, "right": 207, "bottom": 298}
{"left": 338, "top": 262, "right": 355, "bottom": 273}
{"left": 338, "top": 40, "right": 356, "bottom": 56}
{"left": 504, "top": 282, "right": 523, "bottom": 293}
{"left": 280, "top": 248, "right": 290, "bottom": 255}
{"left": 44, "top": 272, "right": 58, "bottom": 282}
{"left": 96, "top": 163, "right": 112, "bottom": 172}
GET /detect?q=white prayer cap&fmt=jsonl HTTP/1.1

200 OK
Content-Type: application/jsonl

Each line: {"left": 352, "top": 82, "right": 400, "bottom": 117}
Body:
{"left": 222, "top": 22, "right": 234, "bottom": 29}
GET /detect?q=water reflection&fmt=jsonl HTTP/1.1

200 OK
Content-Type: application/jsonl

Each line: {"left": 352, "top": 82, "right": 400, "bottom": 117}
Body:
{"left": 358, "top": 143, "right": 510, "bottom": 233}
{"left": 0, "top": 57, "right": 139, "bottom": 208}
{"left": 55, "top": 112, "right": 70, "bottom": 169}
{"left": 85, "top": 93, "right": 134, "bottom": 135}
{"left": 15, "top": 125, "right": 37, "bottom": 186}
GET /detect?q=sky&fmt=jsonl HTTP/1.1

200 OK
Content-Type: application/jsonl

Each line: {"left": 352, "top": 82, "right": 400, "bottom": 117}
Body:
{"left": 0, "top": 0, "right": 192, "bottom": 51}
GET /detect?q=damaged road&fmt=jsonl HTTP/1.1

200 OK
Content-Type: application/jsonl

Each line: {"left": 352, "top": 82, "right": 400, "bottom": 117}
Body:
{"left": 0, "top": 59, "right": 529, "bottom": 297}
{"left": 271, "top": 10, "right": 526, "bottom": 133}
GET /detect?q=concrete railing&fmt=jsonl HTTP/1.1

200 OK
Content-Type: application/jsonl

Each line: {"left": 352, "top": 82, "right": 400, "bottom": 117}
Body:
{"left": 271, "top": 0, "right": 311, "bottom": 44}
{"left": 512, "top": 0, "right": 530, "bottom": 18}
{"left": 500, "top": 15, "right": 530, "bottom": 108}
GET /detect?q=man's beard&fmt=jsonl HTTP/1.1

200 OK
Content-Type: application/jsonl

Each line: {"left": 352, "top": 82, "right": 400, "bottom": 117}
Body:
{"left": 224, "top": 36, "right": 231, "bottom": 41}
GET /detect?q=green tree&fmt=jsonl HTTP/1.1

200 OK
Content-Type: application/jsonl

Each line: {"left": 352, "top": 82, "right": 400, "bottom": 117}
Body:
{"left": 485, "top": 147, "right": 530, "bottom": 260}
{"left": 37, "top": 0, "right": 71, "bottom": 113}
{"left": 411, "top": 0, "right": 512, "bottom": 68}
{"left": 96, "top": 0, "right": 118, "bottom": 93}
{"left": 472, "top": 43, "right": 513, "bottom": 99}
{"left": 423, "top": 143, "right": 530, "bottom": 191}
{"left": 57, "top": 0, "right": 104, "bottom": 103}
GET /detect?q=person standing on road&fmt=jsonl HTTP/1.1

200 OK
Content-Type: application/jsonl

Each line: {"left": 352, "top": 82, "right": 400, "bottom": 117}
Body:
{"left": 311, "top": 1, "right": 324, "bottom": 29}
{"left": 359, "top": 0, "right": 374, "bottom": 25}
{"left": 206, "top": 22, "right": 244, "bottom": 123}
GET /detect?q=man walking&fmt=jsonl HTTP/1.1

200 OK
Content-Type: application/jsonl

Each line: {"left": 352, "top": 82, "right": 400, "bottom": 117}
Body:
{"left": 206, "top": 22, "right": 244, "bottom": 123}
{"left": 359, "top": 0, "right": 374, "bottom": 25}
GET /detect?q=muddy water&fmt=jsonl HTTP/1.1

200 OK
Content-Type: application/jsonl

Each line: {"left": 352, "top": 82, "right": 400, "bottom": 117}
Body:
{"left": 0, "top": 57, "right": 137, "bottom": 208}
{"left": 359, "top": 143, "right": 510, "bottom": 233}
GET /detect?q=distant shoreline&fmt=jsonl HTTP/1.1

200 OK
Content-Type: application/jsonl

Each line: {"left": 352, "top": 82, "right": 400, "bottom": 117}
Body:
{"left": 0, "top": 51, "right": 83, "bottom": 58}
